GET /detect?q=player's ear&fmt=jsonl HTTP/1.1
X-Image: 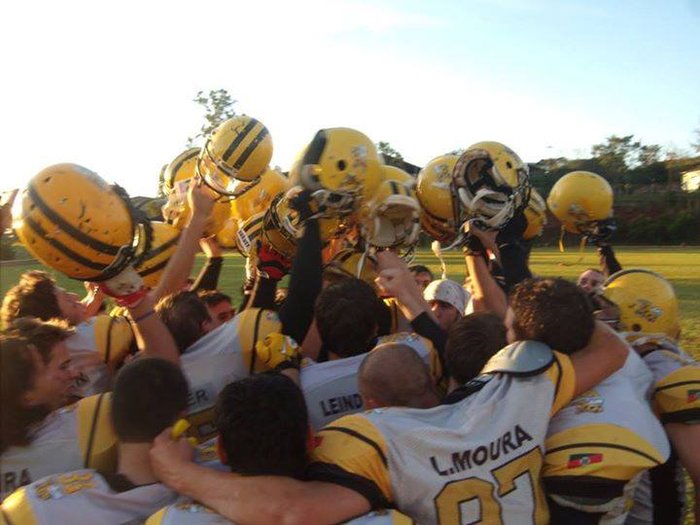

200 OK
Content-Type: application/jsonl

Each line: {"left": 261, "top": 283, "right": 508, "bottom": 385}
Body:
{"left": 216, "top": 435, "right": 229, "bottom": 465}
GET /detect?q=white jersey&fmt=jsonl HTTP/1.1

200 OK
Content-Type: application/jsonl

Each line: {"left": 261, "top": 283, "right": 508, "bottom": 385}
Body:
{"left": 545, "top": 350, "right": 670, "bottom": 524}
{"left": 301, "top": 333, "right": 441, "bottom": 431}
{"left": 310, "top": 350, "right": 576, "bottom": 524}
{"left": 0, "top": 394, "right": 117, "bottom": 502}
{"left": 1, "top": 469, "right": 178, "bottom": 524}
{"left": 181, "top": 308, "right": 280, "bottom": 440}
{"left": 65, "top": 314, "right": 134, "bottom": 397}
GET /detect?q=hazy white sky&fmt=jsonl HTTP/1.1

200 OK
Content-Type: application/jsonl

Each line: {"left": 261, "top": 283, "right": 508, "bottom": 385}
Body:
{"left": 2, "top": 0, "right": 699, "bottom": 196}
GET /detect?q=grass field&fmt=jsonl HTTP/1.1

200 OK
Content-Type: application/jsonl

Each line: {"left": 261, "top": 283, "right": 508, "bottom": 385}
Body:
{"left": 2, "top": 246, "right": 698, "bottom": 359}
{"left": 1, "top": 245, "right": 699, "bottom": 521}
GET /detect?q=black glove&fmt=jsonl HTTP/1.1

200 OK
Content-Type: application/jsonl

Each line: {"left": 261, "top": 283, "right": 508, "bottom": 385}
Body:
{"left": 463, "top": 232, "right": 485, "bottom": 257}
{"left": 287, "top": 189, "right": 315, "bottom": 222}
{"left": 586, "top": 218, "right": 616, "bottom": 246}
{"left": 497, "top": 209, "right": 527, "bottom": 244}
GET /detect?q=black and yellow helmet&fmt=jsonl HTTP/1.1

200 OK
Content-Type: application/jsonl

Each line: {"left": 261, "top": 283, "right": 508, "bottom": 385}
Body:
{"left": 196, "top": 115, "right": 273, "bottom": 197}
{"left": 133, "top": 222, "right": 180, "bottom": 288}
{"left": 13, "top": 164, "right": 148, "bottom": 281}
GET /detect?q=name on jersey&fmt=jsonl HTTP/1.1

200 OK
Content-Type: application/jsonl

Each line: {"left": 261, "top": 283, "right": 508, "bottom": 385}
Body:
{"left": 2, "top": 469, "right": 32, "bottom": 496}
{"left": 430, "top": 424, "right": 533, "bottom": 477}
{"left": 186, "top": 383, "right": 217, "bottom": 412}
{"left": 320, "top": 393, "right": 363, "bottom": 417}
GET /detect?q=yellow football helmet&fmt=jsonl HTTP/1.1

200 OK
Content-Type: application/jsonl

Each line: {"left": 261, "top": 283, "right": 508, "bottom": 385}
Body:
{"left": 196, "top": 115, "right": 273, "bottom": 197}
{"left": 230, "top": 167, "right": 289, "bottom": 222}
{"left": 603, "top": 269, "right": 680, "bottom": 339}
{"left": 416, "top": 155, "right": 460, "bottom": 244}
{"left": 161, "top": 148, "right": 230, "bottom": 237}
{"left": 360, "top": 179, "right": 420, "bottom": 250}
{"left": 452, "top": 141, "right": 530, "bottom": 230}
{"left": 215, "top": 217, "right": 239, "bottom": 249}
{"left": 134, "top": 222, "right": 180, "bottom": 288}
{"left": 261, "top": 191, "right": 301, "bottom": 259}
{"left": 382, "top": 164, "right": 416, "bottom": 189}
{"left": 289, "top": 128, "right": 383, "bottom": 217}
{"left": 547, "top": 171, "right": 613, "bottom": 234}
{"left": 235, "top": 212, "right": 265, "bottom": 257}
{"left": 523, "top": 188, "right": 548, "bottom": 240}
{"left": 12, "top": 164, "right": 146, "bottom": 281}
{"left": 323, "top": 249, "right": 378, "bottom": 286}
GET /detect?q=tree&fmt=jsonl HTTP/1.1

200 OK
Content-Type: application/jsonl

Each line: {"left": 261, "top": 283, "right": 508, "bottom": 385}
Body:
{"left": 692, "top": 123, "right": 700, "bottom": 154}
{"left": 637, "top": 144, "right": 662, "bottom": 167}
{"left": 376, "top": 141, "right": 404, "bottom": 161}
{"left": 591, "top": 135, "right": 641, "bottom": 181}
{"left": 187, "top": 89, "right": 238, "bottom": 147}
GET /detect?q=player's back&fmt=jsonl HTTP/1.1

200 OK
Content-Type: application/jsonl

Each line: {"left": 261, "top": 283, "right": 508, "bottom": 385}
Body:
{"left": 181, "top": 308, "right": 279, "bottom": 440}
{"left": 544, "top": 350, "right": 670, "bottom": 522}
{"left": 301, "top": 333, "right": 441, "bottom": 431}
{"left": 1, "top": 469, "right": 177, "bottom": 524}
{"left": 311, "top": 353, "right": 574, "bottom": 525}
{"left": 0, "top": 394, "right": 117, "bottom": 502}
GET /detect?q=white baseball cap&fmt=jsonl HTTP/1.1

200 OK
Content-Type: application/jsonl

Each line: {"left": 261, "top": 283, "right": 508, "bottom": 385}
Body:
{"left": 423, "top": 279, "right": 469, "bottom": 314}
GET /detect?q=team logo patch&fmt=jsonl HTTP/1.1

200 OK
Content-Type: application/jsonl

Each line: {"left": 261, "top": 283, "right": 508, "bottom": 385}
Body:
{"left": 572, "top": 390, "right": 604, "bottom": 414}
{"left": 688, "top": 390, "right": 700, "bottom": 403}
{"left": 567, "top": 453, "right": 603, "bottom": 469}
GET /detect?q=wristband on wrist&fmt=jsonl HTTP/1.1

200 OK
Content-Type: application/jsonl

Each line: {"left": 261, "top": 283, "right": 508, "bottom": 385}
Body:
{"left": 132, "top": 309, "right": 156, "bottom": 323}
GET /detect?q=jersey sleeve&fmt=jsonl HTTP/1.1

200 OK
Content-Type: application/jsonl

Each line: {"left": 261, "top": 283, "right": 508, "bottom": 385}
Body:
{"left": 1, "top": 487, "right": 39, "bottom": 524}
{"left": 544, "top": 351, "right": 576, "bottom": 416}
{"left": 76, "top": 394, "right": 118, "bottom": 472}
{"left": 307, "top": 414, "right": 393, "bottom": 509}
{"left": 653, "top": 364, "right": 700, "bottom": 424}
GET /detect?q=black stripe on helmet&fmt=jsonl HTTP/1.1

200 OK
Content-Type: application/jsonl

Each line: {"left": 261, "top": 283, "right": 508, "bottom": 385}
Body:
{"left": 222, "top": 118, "right": 259, "bottom": 163}
{"left": 138, "top": 258, "right": 169, "bottom": 277}
{"left": 169, "top": 149, "right": 199, "bottom": 187}
{"left": 232, "top": 126, "right": 269, "bottom": 171}
{"left": 141, "top": 233, "right": 180, "bottom": 262}
{"left": 24, "top": 216, "right": 106, "bottom": 275}
{"left": 28, "top": 183, "right": 122, "bottom": 255}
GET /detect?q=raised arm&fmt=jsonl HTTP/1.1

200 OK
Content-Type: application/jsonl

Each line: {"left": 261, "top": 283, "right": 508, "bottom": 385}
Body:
{"left": 126, "top": 294, "right": 180, "bottom": 365}
{"left": 151, "top": 181, "right": 215, "bottom": 301}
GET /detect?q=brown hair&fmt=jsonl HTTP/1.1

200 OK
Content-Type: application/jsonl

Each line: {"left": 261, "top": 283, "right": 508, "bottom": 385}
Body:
{"left": 155, "top": 291, "right": 211, "bottom": 354}
{"left": 446, "top": 312, "right": 507, "bottom": 384}
{"left": 0, "top": 317, "right": 74, "bottom": 454}
{"left": 1, "top": 271, "right": 61, "bottom": 329}
{"left": 510, "top": 278, "right": 594, "bottom": 355}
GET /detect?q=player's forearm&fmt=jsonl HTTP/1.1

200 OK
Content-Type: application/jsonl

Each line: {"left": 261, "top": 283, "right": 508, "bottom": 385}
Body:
{"left": 152, "top": 215, "right": 207, "bottom": 301}
{"left": 128, "top": 295, "right": 180, "bottom": 365}
{"left": 465, "top": 254, "right": 507, "bottom": 318}
{"left": 166, "top": 463, "right": 331, "bottom": 525}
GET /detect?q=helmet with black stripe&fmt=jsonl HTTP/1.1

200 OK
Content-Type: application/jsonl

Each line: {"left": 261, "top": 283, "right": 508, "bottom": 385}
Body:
{"left": 12, "top": 164, "right": 148, "bottom": 281}
{"left": 196, "top": 115, "right": 273, "bottom": 197}
{"left": 133, "top": 222, "right": 180, "bottom": 288}
{"left": 323, "top": 249, "right": 379, "bottom": 286}
{"left": 161, "top": 148, "right": 230, "bottom": 237}
{"left": 288, "top": 127, "right": 383, "bottom": 218}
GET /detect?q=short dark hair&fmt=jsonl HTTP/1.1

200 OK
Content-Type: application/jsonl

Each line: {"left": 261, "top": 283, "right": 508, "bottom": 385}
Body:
{"left": 1, "top": 271, "right": 61, "bottom": 329}
{"left": 314, "top": 278, "right": 381, "bottom": 358}
{"left": 0, "top": 318, "right": 74, "bottom": 454}
{"left": 198, "top": 290, "right": 232, "bottom": 307}
{"left": 215, "top": 373, "right": 308, "bottom": 478}
{"left": 156, "top": 291, "right": 211, "bottom": 354}
{"left": 510, "top": 278, "right": 595, "bottom": 355}
{"left": 111, "top": 358, "right": 188, "bottom": 443}
{"left": 408, "top": 265, "right": 434, "bottom": 279}
{"left": 446, "top": 313, "right": 507, "bottom": 384}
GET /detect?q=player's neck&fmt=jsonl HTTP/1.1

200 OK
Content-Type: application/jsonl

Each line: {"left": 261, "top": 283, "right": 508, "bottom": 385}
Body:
{"left": 118, "top": 442, "right": 158, "bottom": 486}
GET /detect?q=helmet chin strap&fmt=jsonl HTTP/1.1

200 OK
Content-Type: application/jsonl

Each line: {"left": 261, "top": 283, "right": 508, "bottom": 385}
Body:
{"left": 431, "top": 240, "right": 448, "bottom": 280}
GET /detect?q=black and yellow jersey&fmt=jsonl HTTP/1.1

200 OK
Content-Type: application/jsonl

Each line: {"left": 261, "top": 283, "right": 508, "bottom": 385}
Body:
{"left": 1, "top": 469, "right": 176, "bottom": 524}
{"left": 180, "top": 308, "right": 280, "bottom": 441}
{"left": 65, "top": 314, "right": 135, "bottom": 396}
{"left": 625, "top": 335, "right": 700, "bottom": 525}
{"left": 0, "top": 394, "right": 117, "bottom": 502}
{"left": 308, "top": 350, "right": 575, "bottom": 523}
{"left": 543, "top": 350, "right": 669, "bottom": 522}
{"left": 301, "top": 333, "right": 442, "bottom": 431}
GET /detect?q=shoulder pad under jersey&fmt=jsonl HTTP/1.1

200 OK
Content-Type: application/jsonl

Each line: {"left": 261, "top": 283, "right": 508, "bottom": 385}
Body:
{"left": 481, "top": 340, "right": 555, "bottom": 376}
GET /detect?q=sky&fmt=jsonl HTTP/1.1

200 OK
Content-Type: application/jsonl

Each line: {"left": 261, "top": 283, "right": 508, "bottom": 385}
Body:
{"left": 1, "top": 0, "right": 699, "bottom": 197}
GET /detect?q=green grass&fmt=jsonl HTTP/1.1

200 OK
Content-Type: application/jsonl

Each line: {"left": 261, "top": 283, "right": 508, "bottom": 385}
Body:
{"left": 1, "top": 245, "right": 698, "bottom": 521}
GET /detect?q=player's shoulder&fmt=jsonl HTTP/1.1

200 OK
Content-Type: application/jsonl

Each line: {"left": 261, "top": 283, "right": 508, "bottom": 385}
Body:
{"left": 147, "top": 500, "right": 231, "bottom": 524}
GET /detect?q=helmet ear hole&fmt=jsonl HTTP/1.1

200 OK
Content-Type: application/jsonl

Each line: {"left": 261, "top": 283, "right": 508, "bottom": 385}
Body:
{"left": 337, "top": 160, "right": 347, "bottom": 171}
{"left": 505, "top": 161, "right": 512, "bottom": 169}
{"left": 632, "top": 323, "right": 642, "bottom": 332}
